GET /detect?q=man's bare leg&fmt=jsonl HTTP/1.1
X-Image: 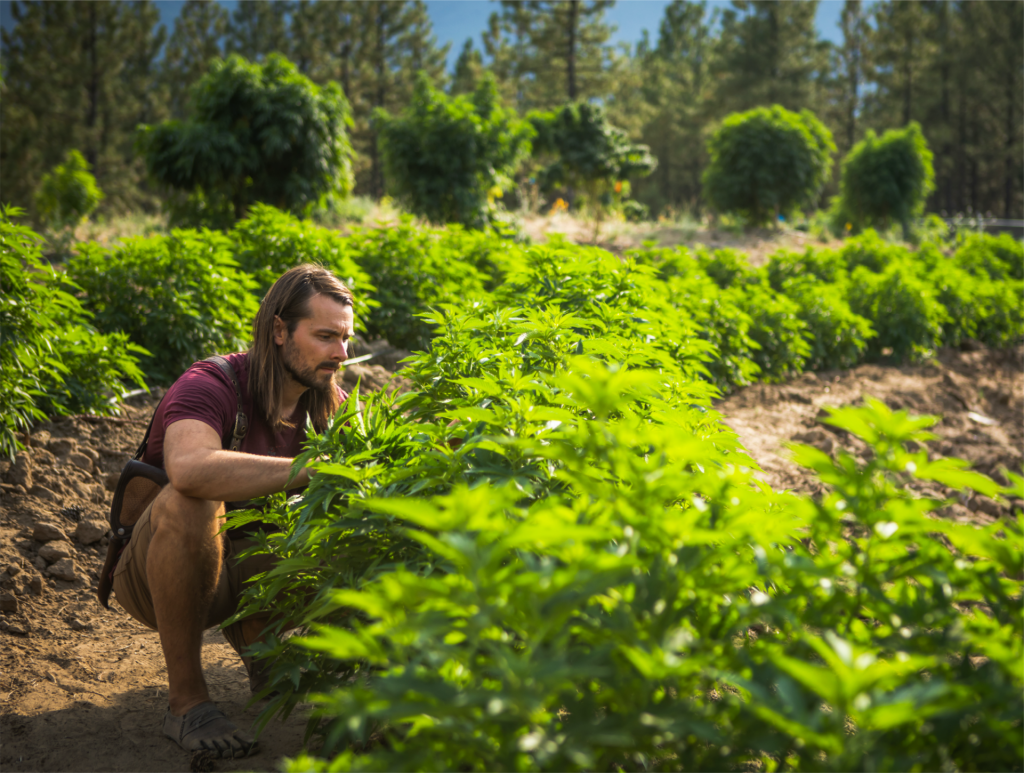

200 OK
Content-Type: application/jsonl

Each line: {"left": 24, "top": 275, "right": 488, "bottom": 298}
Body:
{"left": 146, "top": 486, "right": 223, "bottom": 715}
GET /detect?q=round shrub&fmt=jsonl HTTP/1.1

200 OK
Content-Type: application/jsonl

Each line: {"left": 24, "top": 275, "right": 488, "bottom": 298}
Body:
{"left": 702, "top": 105, "right": 835, "bottom": 227}
{"left": 953, "top": 232, "right": 1024, "bottom": 282}
{"left": 766, "top": 247, "right": 849, "bottom": 291}
{"left": 34, "top": 149, "right": 104, "bottom": 229}
{"left": 836, "top": 122, "right": 935, "bottom": 235}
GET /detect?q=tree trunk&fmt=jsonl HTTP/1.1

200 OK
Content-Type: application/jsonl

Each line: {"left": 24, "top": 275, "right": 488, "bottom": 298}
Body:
{"left": 370, "top": 5, "right": 386, "bottom": 199}
{"left": 902, "top": 24, "right": 912, "bottom": 126}
{"left": 1004, "top": 74, "right": 1015, "bottom": 218}
{"left": 567, "top": 0, "right": 578, "bottom": 101}
{"left": 86, "top": 2, "right": 99, "bottom": 173}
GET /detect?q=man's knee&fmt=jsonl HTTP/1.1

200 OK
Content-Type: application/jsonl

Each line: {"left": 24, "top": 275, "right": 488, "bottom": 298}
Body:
{"left": 150, "top": 486, "right": 225, "bottom": 544}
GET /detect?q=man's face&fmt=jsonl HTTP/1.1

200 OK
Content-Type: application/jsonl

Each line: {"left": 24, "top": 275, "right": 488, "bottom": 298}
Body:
{"left": 274, "top": 294, "right": 354, "bottom": 393}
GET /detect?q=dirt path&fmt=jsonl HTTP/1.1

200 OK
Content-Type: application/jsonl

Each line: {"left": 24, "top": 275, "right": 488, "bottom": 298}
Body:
{"left": 1, "top": 344, "right": 1020, "bottom": 772}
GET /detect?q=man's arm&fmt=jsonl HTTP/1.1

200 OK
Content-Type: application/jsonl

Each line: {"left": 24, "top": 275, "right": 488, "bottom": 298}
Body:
{"left": 164, "top": 419, "right": 311, "bottom": 503}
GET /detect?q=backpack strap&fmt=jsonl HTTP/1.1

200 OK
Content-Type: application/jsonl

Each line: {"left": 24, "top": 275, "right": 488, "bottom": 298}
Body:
{"left": 204, "top": 355, "right": 249, "bottom": 451}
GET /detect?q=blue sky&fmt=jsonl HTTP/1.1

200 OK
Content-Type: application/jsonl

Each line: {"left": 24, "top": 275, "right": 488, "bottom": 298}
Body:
{"left": 1, "top": 1, "right": 848, "bottom": 70}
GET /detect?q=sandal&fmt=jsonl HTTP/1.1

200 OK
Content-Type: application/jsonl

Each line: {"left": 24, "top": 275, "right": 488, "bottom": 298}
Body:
{"left": 162, "top": 702, "right": 258, "bottom": 759}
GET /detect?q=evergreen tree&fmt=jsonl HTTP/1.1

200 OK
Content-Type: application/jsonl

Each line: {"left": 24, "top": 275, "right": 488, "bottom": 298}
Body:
{"left": 160, "top": 0, "right": 229, "bottom": 120}
{"left": 713, "top": 1, "right": 828, "bottom": 115}
{"left": 627, "top": 0, "right": 717, "bottom": 214}
{"left": 835, "top": 0, "right": 867, "bottom": 154}
{"left": 225, "top": 0, "right": 292, "bottom": 61}
{"left": 451, "top": 38, "right": 485, "bottom": 95}
{"left": 0, "top": 0, "right": 167, "bottom": 215}
{"left": 484, "top": 1, "right": 616, "bottom": 111}
{"left": 863, "top": 1, "right": 935, "bottom": 128}
{"left": 362, "top": 1, "right": 449, "bottom": 197}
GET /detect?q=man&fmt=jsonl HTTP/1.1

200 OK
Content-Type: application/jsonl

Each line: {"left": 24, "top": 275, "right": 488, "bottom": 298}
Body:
{"left": 110, "top": 264, "right": 354, "bottom": 758}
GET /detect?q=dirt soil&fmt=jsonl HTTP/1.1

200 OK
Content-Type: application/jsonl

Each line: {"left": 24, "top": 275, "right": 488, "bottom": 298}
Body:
{"left": 1, "top": 343, "right": 1020, "bottom": 772}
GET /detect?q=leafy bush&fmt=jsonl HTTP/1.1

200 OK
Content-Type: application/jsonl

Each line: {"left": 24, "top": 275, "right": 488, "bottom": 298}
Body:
{"left": 777, "top": 278, "right": 874, "bottom": 371}
{"left": 702, "top": 105, "right": 835, "bottom": 227}
{"left": 66, "top": 229, "right": 259, "bottom": 385}
{"left": 229, "top": 277, "right": 1020, "bottom": 770}
{"left": 735, "top": 281, "right": 810, "bottom": 381}
{"left": 847, "top": 262, "right": 947, "bottom": 362}
{"left": 375, "top": 73, "right": 534, "bottom": 228}
{"left": 341, "top": 219, "right": 494, "bottom": 352}
{"left": 837, "top": 229, "right": 911, "bottom": 274}
{"left": 0, "top": 207, "right": 145, "bottom": 459}
{"left": 228, "top": 204, "right": 375, "bottom": 322}
{"left": 836, "top": 123, "right": 935, "bottom": 237}
{"left": 530, "top": 102, "right": 656, "bottom": 222}
{"left": 138, "top": 53, "right": 353, "bottom": 225}
{"left": 953, "top": 232, "right": 1024, "bottom": 282}
{"left": 34, "top": 149, "right": 104, "bottom": 230}
{"left": 766, "top": 246, "right": 849, "bottom": 290}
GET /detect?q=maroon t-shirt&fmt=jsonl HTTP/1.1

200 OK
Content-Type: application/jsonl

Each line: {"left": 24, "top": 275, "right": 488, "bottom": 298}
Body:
{"left": 143, "top": 352, "right": 344, "bottom": 476}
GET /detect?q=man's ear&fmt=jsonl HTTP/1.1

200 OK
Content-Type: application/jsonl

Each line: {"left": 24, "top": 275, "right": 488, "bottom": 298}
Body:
{"left": 273, "top": 315, "right": 287, "bottom": 346}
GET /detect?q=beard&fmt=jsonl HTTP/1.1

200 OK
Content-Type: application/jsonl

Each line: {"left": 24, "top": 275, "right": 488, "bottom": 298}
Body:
{"left": 281, "top": 338, "right": 336, "bottom": 394}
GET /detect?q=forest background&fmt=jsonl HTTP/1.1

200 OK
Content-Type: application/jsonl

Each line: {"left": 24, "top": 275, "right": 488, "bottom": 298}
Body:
{"left": 1, "top": 0, "right": 1021, "bottom": 225}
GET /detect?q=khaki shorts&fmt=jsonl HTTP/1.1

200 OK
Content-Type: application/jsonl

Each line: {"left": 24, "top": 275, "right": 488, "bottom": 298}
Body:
{"left": 111, "top": 502, "right": 277, "bottom": 631}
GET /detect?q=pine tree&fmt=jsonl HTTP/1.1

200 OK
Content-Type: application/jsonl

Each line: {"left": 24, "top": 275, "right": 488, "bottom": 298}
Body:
{"left": 713, "top": 0, "right": 828, "bottom": 115}
{"left": 361, "top": 0, "right": 449, "bottom": 197}
{"left": 836, "top": 0, "right": 867, "bottom": 154}
{"left": 0, "top": 0, "right": 167, "bottom": 215}
{"left": 864, "top": 1, "right": 935, "bottom": 128}
{"left": 451, "top": 38, "right": 485, "bottom": 95}
{"left": 624, "top": 0, "right": 717, "bottom": 215}
{"left": 225, "top": 0, "right": 292, "bottom": 61}
{"left": 484, "top": 1, "right": 615, "bottom": 111}
{"left": 160, "top": 0, "right": 229, "bottom": 119}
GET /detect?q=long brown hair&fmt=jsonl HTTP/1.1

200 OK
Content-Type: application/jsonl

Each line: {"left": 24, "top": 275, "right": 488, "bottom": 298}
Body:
{"left": 248, "top": 264, "right": 353, "bottom": 432}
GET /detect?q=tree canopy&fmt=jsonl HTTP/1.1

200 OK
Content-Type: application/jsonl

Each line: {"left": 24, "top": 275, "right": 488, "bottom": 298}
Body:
{"left": 137, "top": 53, "right": 353, "bottom": 223}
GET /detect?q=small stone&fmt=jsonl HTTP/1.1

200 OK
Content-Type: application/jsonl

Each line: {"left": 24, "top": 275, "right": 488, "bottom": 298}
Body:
{"left": 68, "top": 617, "right": 92, "bottom": 631}
{"left": 47, "top": 437, "right": 77, "bottom": 457}
{"left": 6, "top": 564, "right": 21, "bottom": 578}
{"left": 7, "top": 624, "right": 28, "bottom": 635}
{"left": 27, "top": 575, "right": 43, "bottom": 595}
{"left": 67, "top": 452, "right": 95, "bottom": 472}
{"left": 28, "top": 430, "right": 51, "bottom": 448}
{"left": 8, "top": 453, "right": 32, "bottom": 489}
{"left": 47, "top": 557, "right": 76, "bottom": 582}
{"left": 32, "top": 556, "right": 47, "bottom": 571}
{"left": 973, "top": 496, "right": 1006, "bottom": 518}
{"left": 104, "top": 471, "right": 121, "bottom": 492}
{"left": 29, "top": 485, "right": 61, "bottom": 504}
{"left": 32, "top": 521, "right": 67, "bottom": 542}
{"left": 80, "top": 447, "right": 99, "bottom": 463}
{"left": 39, "top": 542, "right": 73, "bottom": 564}
{"left": 792, "top": 429, "right": 835, "bottom": 454}
{"left": 0, "top": 593, "right": 17, "bottom": 612}
{"left": 76, "top": 519, "right": 108, "bottom": 546}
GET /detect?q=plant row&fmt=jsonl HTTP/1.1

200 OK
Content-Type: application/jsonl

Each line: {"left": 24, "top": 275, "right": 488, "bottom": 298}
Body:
{"left": 2, "top": 203, "right": 1020, "bottom": 458}
{"left": 227, "top": 244, "right": 1023, "bottom": 771}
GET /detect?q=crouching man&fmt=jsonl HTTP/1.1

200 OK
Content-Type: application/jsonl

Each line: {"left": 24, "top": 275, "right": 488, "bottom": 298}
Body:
{"left": 107, "top": 264, "right": 354, "bottom": 758}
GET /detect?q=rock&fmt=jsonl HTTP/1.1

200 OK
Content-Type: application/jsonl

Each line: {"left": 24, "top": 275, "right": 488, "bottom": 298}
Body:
{"left": 6, "top": 564, "right": 21, "bottom": 578}
{"left": 79, "top": 446, "right": 99, "bottom": 464}
{"left": 47, "top": 437, "right": 77, "bottom": 457}
{"left": 973, "top": 496, "right": 1007, "bottom": 518}
{"left": 32, "top": 556, "right": 47, "bottom": 572}
{"left": 781, "top": 389, "right": 814, "bottom": 405}
{"left": 38, "top": 542, "right": 72, "bottom": 564}
{"left": 67, "top": 451, "right": 95, "bottom": 472}
{"left": 31, "top": 448, "right": 56, "bottom": 467}
{"left": 28, "top": 430, "right": 51, "bottom": 448}
{"left": 32, "top": 521, "right": 67, "bottom": 542}
{"left": 0, "top": 593, "right": 18, "bottom": 612}
{"left": 8, "top": 453, "right": 33, "bottom": 489}
{"left": 29, "top": 485, "right": 61, "bottom": 504}
{"left": 27, "top": 575, "right": 43, "bottom": 595}
{"left": 76, "top": 519, "right": 108, "bottom": 545}
{"left": 792, "top": 429, "right": 835, "bottom": 454}
{"left": 47, "top": 558, "right": 76, "bottom": 582}
{"left": 104, "top": 471, "right": 122, "bottom": 492}
{"left": 67, "top": 617, "right": 92, "bottom": 631}
{"left": 7, "top": 623, "right": 28, "bottom": 635}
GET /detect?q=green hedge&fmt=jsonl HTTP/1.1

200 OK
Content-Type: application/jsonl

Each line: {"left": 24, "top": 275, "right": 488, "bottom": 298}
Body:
{"left": 228, "top": 243, "right": 1022, "bottom": 772}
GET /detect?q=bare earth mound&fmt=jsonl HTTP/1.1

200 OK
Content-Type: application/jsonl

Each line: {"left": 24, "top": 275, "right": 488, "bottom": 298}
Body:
{"left": 1, "top": 345, "right": 1020, "bottom": 772}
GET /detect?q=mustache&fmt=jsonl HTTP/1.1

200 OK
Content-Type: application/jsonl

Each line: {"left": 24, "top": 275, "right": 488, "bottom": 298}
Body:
{"left": 318, "top": 362, "right": 340, "bottom": 371}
